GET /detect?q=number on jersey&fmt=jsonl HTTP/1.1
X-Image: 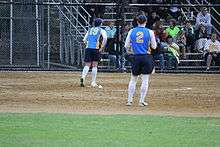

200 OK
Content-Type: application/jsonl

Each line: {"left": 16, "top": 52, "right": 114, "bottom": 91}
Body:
{"left": 136, "top": 32, "right": 144, "bottom": 43}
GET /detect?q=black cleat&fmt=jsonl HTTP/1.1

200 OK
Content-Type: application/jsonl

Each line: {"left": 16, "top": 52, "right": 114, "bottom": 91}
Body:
{"left": 80, "top": 78, "right": 85, "bottom": 87}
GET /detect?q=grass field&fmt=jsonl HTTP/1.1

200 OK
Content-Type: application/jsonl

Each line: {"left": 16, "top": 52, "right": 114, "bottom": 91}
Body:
{"left": 0, "top": 72, "right": 219, "bottom": 146}
{"left": 0, "top": 113, "right": 219, "bottom": 147}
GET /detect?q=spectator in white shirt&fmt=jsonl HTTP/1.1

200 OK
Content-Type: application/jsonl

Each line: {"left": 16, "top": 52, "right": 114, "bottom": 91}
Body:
{"left": 204, "top": 33, "right": 220, "bottom": 70}
{"left": 195, "top": 7, "right": 212, "bottom": 35}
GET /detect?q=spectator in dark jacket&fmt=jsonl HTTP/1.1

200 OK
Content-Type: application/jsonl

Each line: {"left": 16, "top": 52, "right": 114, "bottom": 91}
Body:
{"left": 195, "top": 24, "right": 208, "bottom": 52}
{"left": 182, "top": 20, "right": 195, "bottom": 52}
{"left": 146, "top": 11, "right": 160, "bottom": 29}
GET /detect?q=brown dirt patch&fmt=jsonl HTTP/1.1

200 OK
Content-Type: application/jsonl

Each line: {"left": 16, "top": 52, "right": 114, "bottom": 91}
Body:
{"left": 0, "top": 72, "right": 219, "bottom": 117}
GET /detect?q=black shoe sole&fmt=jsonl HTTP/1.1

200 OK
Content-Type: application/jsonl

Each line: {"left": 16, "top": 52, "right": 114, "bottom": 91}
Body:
{"left": 80, "top": 78, "right": 84, "bottom": 87}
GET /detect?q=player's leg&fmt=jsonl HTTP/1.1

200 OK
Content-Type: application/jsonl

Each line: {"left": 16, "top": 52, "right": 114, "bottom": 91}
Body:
{"left": 91, "top": 49, "right": 101, "bottom": 87}
{"left": 139, "top": 74, "right": 149, "bottom": 106}
{"left": 91, "top": 61, "right": 98, "bottom": 87}
{"left": 127, "top": 55, "right": 140, "bottom": 106}
{"left": 139, "top": 54, "right": 153, "bottom": 106}
{"left": 80, "top": 49, "right": 92, "bottom": 87}
{"left": 81, "top": 62, "right": 91, "bottom": 87}
{"left": 127, "top": 74, "right": 138, "bottom": 106}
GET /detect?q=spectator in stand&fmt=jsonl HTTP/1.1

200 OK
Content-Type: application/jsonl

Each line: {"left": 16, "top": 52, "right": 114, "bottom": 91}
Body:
{"left": 204, "top": 32, "right": 220, "bottom": 70}
{"left": 146, "top": 11, "right": 160, "bottom": 29}
{"left": 117, "top": 23, "right": 131, "bottom": 71}
{"left": 195, "top": 7, "right": 212, "bottom": 35}
{"left": 182, "top": 20, "right": 195, "bottom": 53}
{"left": 83, "top": 0, "right": 106, "bottom": 25}
{"left": 195, "top": 24, "right": 208, "bottom": 52}
{"left": 165, "top": 19, "right": 180, "bottom": 42}
{"left": 105, "top": 22, "right": 117, "bottom": 53}
{"left": 164, "top": 35, "right": 180, "bottom": 69}
{"left": 169, "top": 5, "right": 181, "bottom": 20}
{"left": 176, "top": 30, "right": 187, "bottom": 59}
{"left": 152, "top": 21, "right": 167, "bottom": 71}
{"left": 153, "top": 0, "right": 169, "bottom": 20}
{"left": 103, "top": 22, "right": 119, "bottom": 69}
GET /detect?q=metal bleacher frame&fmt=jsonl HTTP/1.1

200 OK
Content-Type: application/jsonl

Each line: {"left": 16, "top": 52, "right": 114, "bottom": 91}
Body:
{"left": 96, "top": 1, "right": 220, "bottom": 74}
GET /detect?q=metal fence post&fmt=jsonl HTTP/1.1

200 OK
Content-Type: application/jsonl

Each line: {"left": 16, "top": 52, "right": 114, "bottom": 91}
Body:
{"left": 35, "top": 0, "right": 40, "bottom": 66}
{"left": 10, "top": 0, "right": 13, "bottom": 65}
{"left": 70, "top": 6, "right": 74, "bottom": 65}
{"left": 59, "top": 10, "right": 64, "bottom": 64}
{"left": 47, "top": 1, "right": 50, "bottom": 69}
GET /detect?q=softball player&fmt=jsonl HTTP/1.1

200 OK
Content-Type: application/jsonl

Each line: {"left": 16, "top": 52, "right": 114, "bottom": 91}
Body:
{"left": 80, "top": 18, "right": 107, "bottom": 87}
{"left": 124, "top": 15, "right": 157, "bottom": 106}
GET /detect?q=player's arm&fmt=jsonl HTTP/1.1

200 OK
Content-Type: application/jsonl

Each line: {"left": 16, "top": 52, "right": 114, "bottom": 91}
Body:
{"left": 100, "top": 29, "right": 107, "bottom": 51}
{"left": 149, "top": 30, "right": 157, "bottom": 50}
{"left": 83, "top": 31, "right": 89, "bottom": 44}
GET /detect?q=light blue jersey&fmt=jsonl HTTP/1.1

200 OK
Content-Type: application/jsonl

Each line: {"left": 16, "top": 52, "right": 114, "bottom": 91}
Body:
{"left": 86, "top": 27, "right": 102, "bottom": 49}
{"left": 130, "top": 27, "right": 151, "bottom": 55}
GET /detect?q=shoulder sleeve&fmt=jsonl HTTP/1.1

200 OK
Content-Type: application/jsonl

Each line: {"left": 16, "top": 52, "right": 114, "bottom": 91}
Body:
{"left": 124, "top": 29, "right": 133, "bottom": 49}
{"left": 100, "top": 29, "right": 108, "bottom": 48}
{"left": 83, "top": 31, "right": 89, "bottom": 43}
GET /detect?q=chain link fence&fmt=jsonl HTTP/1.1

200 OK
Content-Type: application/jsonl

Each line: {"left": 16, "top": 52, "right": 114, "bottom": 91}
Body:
{"left": 0, "top": 0, "right": 86, "bottom": 69}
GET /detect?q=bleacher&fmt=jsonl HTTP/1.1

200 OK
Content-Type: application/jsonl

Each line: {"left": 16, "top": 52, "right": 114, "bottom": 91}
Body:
{"left": 91, "top": 0, "right": 220, "bottom": 73}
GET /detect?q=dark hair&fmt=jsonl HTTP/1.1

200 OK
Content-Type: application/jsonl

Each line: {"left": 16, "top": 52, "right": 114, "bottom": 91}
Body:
{"left": 170, "top": 19, "right": 177, "bottom": 26}
{"left": 185, "top": 20, "right": 191, "bottom": 24}
{"left": 137, "top": 15, "right": 147, "bottom": 24}
{"left": 94, "top": 18, "right": 103, "bottom": 27}
{"left": 166, "top": 35, "right": 173, "bottom": 41}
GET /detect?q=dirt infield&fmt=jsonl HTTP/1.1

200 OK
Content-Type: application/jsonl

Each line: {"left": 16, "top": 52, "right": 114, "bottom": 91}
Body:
{"left": 0, "top": 72, "right": 219, "bottom": 117}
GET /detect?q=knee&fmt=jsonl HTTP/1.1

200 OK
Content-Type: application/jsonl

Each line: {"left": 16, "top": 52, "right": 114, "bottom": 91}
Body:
{"left": 207, "top": 54, "right": 212, "bottom": 58}
{"left": 92, "top": 62, "right": 98, "bottom": 67}
{"left": 130, "top": 76, "right": 138, "bottom": 84}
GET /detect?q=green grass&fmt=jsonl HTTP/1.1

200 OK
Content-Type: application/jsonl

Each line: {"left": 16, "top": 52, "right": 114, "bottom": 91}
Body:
{"left": 0, "top": 113, "right": 219, "bottom": 147}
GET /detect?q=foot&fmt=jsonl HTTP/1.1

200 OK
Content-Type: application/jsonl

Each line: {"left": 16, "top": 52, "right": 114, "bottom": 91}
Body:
{"left": 91, "top": 82, "right": 98, "bottom": 87}
{"left": 139, "top": 102, "right": 148, "bottom": 107}
{"left": 126, "top": 101, "right": 132, "bottom": 106}
{"left": 80, "top": 78, "right": 84, "bottom": 87}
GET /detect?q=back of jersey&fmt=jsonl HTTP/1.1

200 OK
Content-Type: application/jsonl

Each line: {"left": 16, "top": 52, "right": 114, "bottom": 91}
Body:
{"left": 130, "top": 27, "right": 150, "bottom": 55}
{"left": 86, "top": 27, "right": 101, "bottom": 49}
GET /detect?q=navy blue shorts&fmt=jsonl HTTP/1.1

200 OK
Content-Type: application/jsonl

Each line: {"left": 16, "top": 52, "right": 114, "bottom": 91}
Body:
{"left": 84, "top": 48, "right": 100, "bottom": 62}
{"left": 131, "top": 54, "right": 154, "bottom": 76}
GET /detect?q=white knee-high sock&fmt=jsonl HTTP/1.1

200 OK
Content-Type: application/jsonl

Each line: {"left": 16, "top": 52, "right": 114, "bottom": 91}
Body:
{"left": 91, "top": 67, "right": 98, "bottom": 84}
{"left": 128, "top": 75, "right": 138, "bottom": 103}
{"left": 82, "top": 66, "right": 90, "bottom": 79}
{"left": 140, "top": 74, "right": 149, "bottom": 103}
